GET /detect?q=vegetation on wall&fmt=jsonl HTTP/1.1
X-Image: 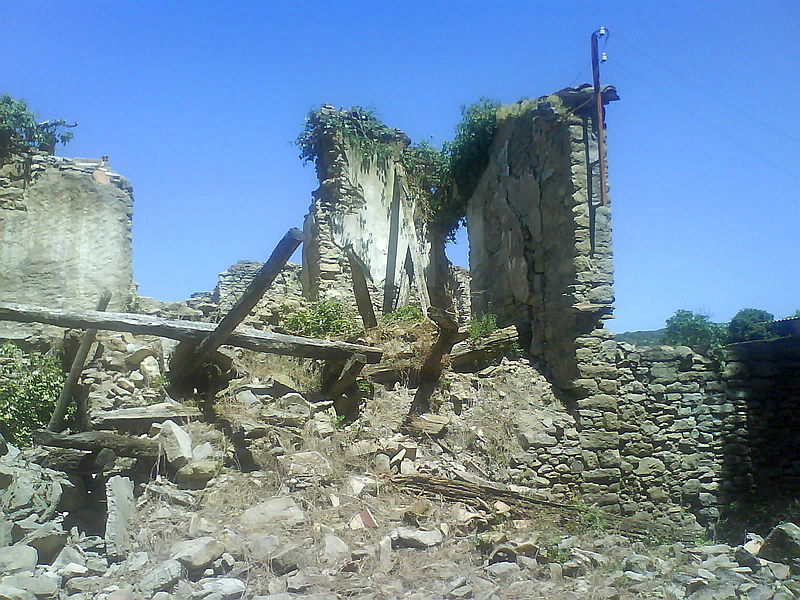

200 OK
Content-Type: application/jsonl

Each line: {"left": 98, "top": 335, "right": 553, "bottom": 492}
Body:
{"left": 281, "top": 299, "right": 360, "bottom": 339}
{"left": 0, "top": 95, "right": 75, "bottom": 159}
{"left": 296, "top": 99, "right": 501, "bottom": 241}
{"left": 0, "top": 343, "right": 66, "bottom": 447}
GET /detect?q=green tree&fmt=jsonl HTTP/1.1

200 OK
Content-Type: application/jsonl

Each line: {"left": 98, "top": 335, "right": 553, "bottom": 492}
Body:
{"left": 728, "top": 308, "right": 775, "bottom": 343}
{"left": 662, "top": 310, "right": 725, "bottom": 348}
{"left": 0, "top": 343, "right": 66, "bottom": 447}
{"left": 0, "top": 95, "right": 75, "bottom": 159}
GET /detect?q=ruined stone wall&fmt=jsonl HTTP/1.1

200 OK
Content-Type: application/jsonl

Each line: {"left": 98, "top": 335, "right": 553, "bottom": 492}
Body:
{"left": 465, "top": 88, "right": 621, "bottom": 509}
{"left": 724, "top": 338, "right": 800, "bottom": 497}
{"left": 301, "top": 113, "right": 432, "bottom": 317}
{"left": 213, "top": 261, "right": 304, "bottom": 328}
{"left": 0, "top": 152, "right": 133, "bottom": 320}
{"left": 466, "top": 89, "right": 616, "bottom": 400}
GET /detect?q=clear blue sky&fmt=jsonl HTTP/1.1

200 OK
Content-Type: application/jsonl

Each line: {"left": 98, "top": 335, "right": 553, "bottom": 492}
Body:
{"left": 5, "top": 1, "right": 798, "bottom": 332}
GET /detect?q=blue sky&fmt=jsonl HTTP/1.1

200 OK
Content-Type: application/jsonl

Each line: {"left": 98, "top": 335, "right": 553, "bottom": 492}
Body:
{"left": 5, "top": 1, "right": 798, "bottom": 332}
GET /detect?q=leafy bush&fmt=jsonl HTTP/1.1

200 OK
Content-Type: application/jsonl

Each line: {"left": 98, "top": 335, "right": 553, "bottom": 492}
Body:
{"left": 282, "top": 299, "right": 360, "bottom": 338}
{"left": 0, "top": 343, "right": 66, "bottom": 447}
{"left": 381, "top": 305, "right": 424, "bottom": 327}
{"left": 0, "top": 95, "right": 75, "bottom": 159}
{"left": 468, "top": 312, "right": 498, "bottom": 341}
{"left": 662, "top": 310, "right": 725, "bottom": 348}
{"left": 728, "top": 308, "right": 775, "bottom": 343}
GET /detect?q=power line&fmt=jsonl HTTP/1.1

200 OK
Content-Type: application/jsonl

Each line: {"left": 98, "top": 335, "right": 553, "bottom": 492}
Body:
{"left": 614, "top": 34, "right": 800, "bottom": 145}
{"left": 608, "top": 57, "right": 800, "bottom": 182}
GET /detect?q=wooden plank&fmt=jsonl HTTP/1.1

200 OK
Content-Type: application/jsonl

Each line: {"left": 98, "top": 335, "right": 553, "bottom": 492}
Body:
{"left": 89, "top": 402, "right": 202, "bottom": 433}
{"left": 345, "top": 246, "right": 378, "bottom": 329}
{"left": 0, "top": 302, "right": 383, "bottom": 363}
{"left": 408, "top": 308, "right": 468, "bottom": 416}
{"left": 399, "top": 193, "right": 431, "bottom": 315}
{"left": 48, "top": 291, "right": 112, "bottom": 432}
{"left": 325, "top": 352, "right": 367, "bottom": 398}
{"left": 176, "top": 228, "right": 304, "bottom": 375}
{"left": 33, "top": 429, "right": 160, "bottom": 460}
{"left": 382, "top": 173, "right": 402, "bottom": 314}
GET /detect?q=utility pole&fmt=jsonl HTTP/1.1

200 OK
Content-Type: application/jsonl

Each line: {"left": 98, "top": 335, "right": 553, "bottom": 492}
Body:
{"left": 591, "top": 26, "right": 609, "bottom": 207}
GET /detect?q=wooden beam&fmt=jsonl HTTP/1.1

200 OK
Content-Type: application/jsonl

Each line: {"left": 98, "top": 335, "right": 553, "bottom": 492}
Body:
{"left": 175, "top": 228, "right": 304, "bottom": 376}
{"left": 345, "top": 246, "right": 378, "bottom": 329}
{"left": 48, "top": 291, "right": 112, "bottom": 432}
{"left": 325, "top": 352, "right": 367, "bottom": 399}
{"left": 33, "top": 429, "right": 160, "bottom": 460}
{"left": 0, "top": 302, "right": 383, "bottom": 363}
{"left": 408, "top": 308, "right": 468, "bottom": 416}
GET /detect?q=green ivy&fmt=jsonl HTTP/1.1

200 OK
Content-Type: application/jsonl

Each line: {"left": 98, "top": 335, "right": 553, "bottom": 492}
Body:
{"left": 0, "top": 95, "right": 75, "bottom": 159}
{"left": 0, "top": 343, "right": 66, "bottom": 447}
{"left": 296, "top": 99, "right": 501, "bottom": 241}
{"left": 282, "top": 299, "right": 360, "bottom": 338}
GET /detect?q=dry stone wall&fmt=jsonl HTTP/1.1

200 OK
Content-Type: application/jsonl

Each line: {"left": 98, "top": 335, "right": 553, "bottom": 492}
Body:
{"left": 0, "top": 152, "right": 133, "bottom": 326}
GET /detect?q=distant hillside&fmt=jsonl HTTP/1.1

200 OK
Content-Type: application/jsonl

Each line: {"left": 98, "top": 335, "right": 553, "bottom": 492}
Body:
{"left": 615, "top": 328, "right": 665, "bottom": 347}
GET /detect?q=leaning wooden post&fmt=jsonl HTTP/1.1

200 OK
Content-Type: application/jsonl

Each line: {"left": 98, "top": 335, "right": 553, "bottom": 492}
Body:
{"left": 173, "top": 228, "right": 304, "bottom": 377}
{"left": 48, "top": 291, "right": 112, "bottom": 433}
{"left": 345, "top": 246, "right": 378, "bottom": 329}
{"left": 408, "top": 307, "right": 467, "bottom": 416}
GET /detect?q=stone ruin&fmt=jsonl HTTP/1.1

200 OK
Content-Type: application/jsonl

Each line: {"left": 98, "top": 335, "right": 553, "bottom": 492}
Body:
{"left": 1, "top": 85, "right": 799, "bottom": 535}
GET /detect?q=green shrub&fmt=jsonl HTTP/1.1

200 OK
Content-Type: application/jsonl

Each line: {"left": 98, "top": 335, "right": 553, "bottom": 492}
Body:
{"left": 468, "top": 312, "right": 498, "bottom": 341}
{"left": 662, "top": 310, "right": 725, "bottom": 348}
{"left": 728, "top": 308, "right": 775, "bottom": 343}
{"left": 282, "top": 299, "right": 360, "bottom": 338}
{"left": 0, "top": 95, "right": 75, "bottom": 158}
{"left": 381, "top": 305, "right": 424, "bottom": 327}
{"left": 0, "top": 343, "right": 66, "bottom": 447}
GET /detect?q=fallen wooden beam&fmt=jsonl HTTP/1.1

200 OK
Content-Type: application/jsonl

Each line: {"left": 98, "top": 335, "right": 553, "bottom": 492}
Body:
{"left": 33, "top": 429, "right": 160, "bottom": 460}
{"left": 345, "top": 246, "right": 378, "bottom": 329}
{"left": 175, "top": 228, "right": 304, "bottom": 376}
{"left": 48, "top": 291, "right": 112, "bottom": 432}
{"left": 89, "top": 402, "right": 201, "bottom": 433}
{"left": 325, "top": 352, "right": 367, "bottom": 399}
{"left": 408, "top": 308, "right": 468, "bottom": 416}
{"left": 0, "top": 302, "right": 383, "bottom": 363}
{"left": 450, "top": 325, "right": 521, "bottom": 372}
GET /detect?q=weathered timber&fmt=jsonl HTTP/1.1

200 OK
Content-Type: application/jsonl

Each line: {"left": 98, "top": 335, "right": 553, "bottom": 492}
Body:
{"left": 325, "top": 352, "right": 367, "bottom": 399}
{"left": 175, "top": 228, "right": 304, "bottom": 376}
{"left": 48, "top": 291, "right": 112, "bottom": 432}
{"left": 33, "top": 430, "right": 160, "bottom": 460}
{"left": 345, "top": 246, "right": 378, "bottom": 329}
{"left": 408, "top": 308, "right": 468, "bottom": 416}
{"left": 0, "top": 302, "right": 383, "bottom": 363}
{"left": 89, "top": 402, "right": 201, "bottom": 433}
{"left": 450, "top": 325, "right": 520, "bottom": 372}
{"left": 389, "top": 474, "right": 698, "bottom": 541}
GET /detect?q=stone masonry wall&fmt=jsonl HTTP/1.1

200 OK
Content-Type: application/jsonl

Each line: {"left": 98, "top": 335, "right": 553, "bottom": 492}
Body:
{"left": 301, "top": 109, "right": 432, "bottom": 317}
{"left": 466, "top": 86, "right": 622, "bottom": 509}
{"left": 0, "top": 152, "right": 133, "bottom": 337}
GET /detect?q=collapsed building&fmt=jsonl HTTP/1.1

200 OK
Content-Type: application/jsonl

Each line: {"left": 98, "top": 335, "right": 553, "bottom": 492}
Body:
{"left": 1, "top": 85, "right": 799, "bottom": 533}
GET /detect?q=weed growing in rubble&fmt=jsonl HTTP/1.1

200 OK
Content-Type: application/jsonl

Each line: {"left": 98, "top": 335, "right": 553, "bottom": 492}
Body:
{"left": 468, "top": 312, "right": 498, "bottom": 341}
{"left": 282, "top": 299, "right": 360, "bottom": 339}
{"left": 0, "top": 342, "right": 66, "bottom": 446}
{"left": 381, "top": 305, "right": 424, "bottom": 327}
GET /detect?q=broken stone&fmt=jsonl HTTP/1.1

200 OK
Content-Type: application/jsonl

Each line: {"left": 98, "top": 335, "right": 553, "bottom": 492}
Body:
{"left": 0, "top": 544, "right": 37, "bottom": 573}
{"left": 277, "top": 451, "right": 333, "bottom": 479}
{"left": 176, "top": 460, "right": 218, "bottom": 490}
{"left": 171, "top": 536, "right": 225, "bottom": 570}
{"left": 239, "top": 497, "right": 305, "bottom": 529}
{"left": 198, "top": 577, "right": 246, "bottom": 599}
{"left": 158, "top": 420, "right": 194, "bottom": 468}
{"left": 390, "top": 527, "right": 444, "bottom": 549}
{"left": 138, "top": 559, "right": 182, "bottom": 593}
{"left": 320, "top": 534, "right": 349, "bottom": 564}
{"left": 105, "top": 476, "right": 136, "bottom": 561}
{"left": 0, "top": 584, "right": 34, "bottom": 600}
{"left": 0, "top": 571, "right": 60, "bottom": 596}
{"left": 758, "top": 522, "right": 800, "bottom": 564}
